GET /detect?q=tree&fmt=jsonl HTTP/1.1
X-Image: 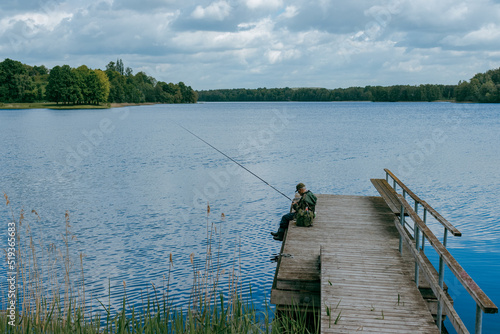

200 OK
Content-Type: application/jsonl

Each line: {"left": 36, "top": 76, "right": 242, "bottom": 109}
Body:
{"left": 74, "top": 65, "right": 90, "bottom": 104}
{"left": 106, "top": 61, "right": 116, "bottom": 72}
{"left": 479, "top": 80, "right": 498, "bottom": 103}
{"left": 116, "top": 59, "right": 124, "bottom": 76}
{"left": 0, "top": 58, "right": 35, "bottom": 102}
{"left": 62, "top": 65, "right": 81, "bottom": 104}
{"left": 46, "top": 65, "right": 81, "bottom": 104}
{"left": 456, "top": 81, "right": 473, "bottom": 102}
{"left": 94, "top": 70, "right": 110, "bottom": 104}
{"left": 45, "top": 66, "right": 63, "bottom": 103}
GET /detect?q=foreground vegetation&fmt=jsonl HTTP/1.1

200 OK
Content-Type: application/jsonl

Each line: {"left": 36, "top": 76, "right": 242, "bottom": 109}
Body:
{"left": 0, "top": 58, "right": 197, "bottom": 106}
{"left": 198, "top": 67, "right": 500, "bottom": 103}
{"left": 1, "top": 196, "right": 318, "bottom": 333}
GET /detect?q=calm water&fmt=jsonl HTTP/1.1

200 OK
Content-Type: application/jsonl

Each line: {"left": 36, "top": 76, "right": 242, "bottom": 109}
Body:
{"left": 1, "top": 102, "right": 499, "bottom": 332}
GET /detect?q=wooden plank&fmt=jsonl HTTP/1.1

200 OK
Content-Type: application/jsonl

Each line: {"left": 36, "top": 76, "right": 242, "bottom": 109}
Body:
{"left": 316, "top": 195, "right": 439, "bottom": 333}
{"left": 371, "top": 178, "right": 402, "bottom": 215}
{"left": 322, "top": 242, "right": 439, "bottom": 333}
{"left": 276, "top": 279, "right": 320, "bottom": 291}
{"left": 270, "top": 288, "right": 320, "bottom": 306}
{"left": 271, "top": 194, "right": 444, "bottom": 333}
{"left": 371, "top": 178, "right": 410, "bottom": 216}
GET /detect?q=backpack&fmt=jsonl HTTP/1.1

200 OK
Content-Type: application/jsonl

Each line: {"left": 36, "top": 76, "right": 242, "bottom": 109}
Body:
{"left": 296, "top": 207, "right": 315, "bottom": 227}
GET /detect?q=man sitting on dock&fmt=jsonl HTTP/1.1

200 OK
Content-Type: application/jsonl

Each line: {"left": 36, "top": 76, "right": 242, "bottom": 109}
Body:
{"left": 271, "top": 183, "right": 317, "bottom": 241}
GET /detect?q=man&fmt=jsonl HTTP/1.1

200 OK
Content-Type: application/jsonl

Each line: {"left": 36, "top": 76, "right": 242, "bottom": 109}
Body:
{"left": 271, "top": 182, "right": 317, "bottom": 241}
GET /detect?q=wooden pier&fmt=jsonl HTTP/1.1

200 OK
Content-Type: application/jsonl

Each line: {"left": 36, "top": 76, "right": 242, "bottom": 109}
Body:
{"left": 270, "top": 170, "right": 497, "bottom": 334}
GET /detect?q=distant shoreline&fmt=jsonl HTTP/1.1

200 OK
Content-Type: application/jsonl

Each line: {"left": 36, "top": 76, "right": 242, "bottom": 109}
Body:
{"left": 0, "top": 102, "right": 158, "bottom": 110}
{"left": 0, "top": 100, "right": 481, "bottom": 110}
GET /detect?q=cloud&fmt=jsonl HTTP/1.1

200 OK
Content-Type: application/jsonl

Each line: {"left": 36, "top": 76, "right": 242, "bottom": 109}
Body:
{"left": 0, "top": 11, "right": 73, "bottom": 33}
{"left": 1, "top": 0, "right": 500, "bottom": 90}
{"left": 111, "top": 0, "right": 177, "bottom": 11}
{"left": 279, "top": 6, "right": 298, "bottom": 19}
{"left": 442, "top": 23, "right": 500, "bottom": 49}
{"left": 265, "top": 48, "right": 300, "bottom": 64}
{"left": 191, "top": 1, "right": 232, "bottom": 21}
{"left": 245, "top": 0, "right": 283, "bottom": 10}
{"left": 385, "top": 58, "right": 424, "bottom": 73}
{"left": 172, "top": 18, "right": 275, "bottom": 51}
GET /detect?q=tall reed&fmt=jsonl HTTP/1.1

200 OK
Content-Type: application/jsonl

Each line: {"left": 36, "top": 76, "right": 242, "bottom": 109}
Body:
{"left": 1, "top": 196, "right": 318, "bottom": 333}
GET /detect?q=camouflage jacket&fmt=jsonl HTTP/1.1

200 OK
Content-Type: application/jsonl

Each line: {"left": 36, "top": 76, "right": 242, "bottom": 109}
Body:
{"left": 293, "top": 190, "right": 317, "bottom": 213}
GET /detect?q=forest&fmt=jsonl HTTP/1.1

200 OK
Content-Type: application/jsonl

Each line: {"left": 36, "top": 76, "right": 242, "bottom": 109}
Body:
{"left": 2, "top": 58, "right": 499, "bottom": 104}
{"left": 0, "top": 58, "right": 197, "bottom": 105}
{"left": 197, "top": 67, "right": 500, "bottom": 103}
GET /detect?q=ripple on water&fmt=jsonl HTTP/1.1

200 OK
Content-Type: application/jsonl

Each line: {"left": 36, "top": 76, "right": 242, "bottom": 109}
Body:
{"left": 1, "top": 103, "right": 499, "bottom": 331}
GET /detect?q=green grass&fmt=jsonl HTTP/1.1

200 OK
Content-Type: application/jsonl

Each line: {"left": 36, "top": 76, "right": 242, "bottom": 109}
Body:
{"left": 1, "top": 196, "right": 319, "bottom": 333}
{"left": 0, "top": 102, "right": 111, "bottom": 110}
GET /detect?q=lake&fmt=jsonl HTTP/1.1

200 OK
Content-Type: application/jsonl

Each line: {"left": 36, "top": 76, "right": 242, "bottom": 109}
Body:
{"left": 1, "top": 102, "right": 499, "bottom": 332}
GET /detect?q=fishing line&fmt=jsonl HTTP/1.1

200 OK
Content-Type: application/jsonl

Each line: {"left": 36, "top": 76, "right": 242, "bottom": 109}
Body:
{"left": 176, "top": 123, "right": 293, "bottom": 202}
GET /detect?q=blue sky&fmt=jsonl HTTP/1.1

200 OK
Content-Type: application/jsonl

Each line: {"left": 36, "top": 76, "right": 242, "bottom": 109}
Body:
{"left": 1, "top": 0, "right": 500, "bottom": 90}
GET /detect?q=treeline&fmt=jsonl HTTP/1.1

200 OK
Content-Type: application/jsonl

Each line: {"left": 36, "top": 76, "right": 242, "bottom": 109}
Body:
{"left": 456, "top": 68, "right": 500, "bottom": 102}
{"left": 197, "top": 85, "right": 456, "bottom": 102}
{"left": 0, "top": 58, "right": 197, "bottom": 105}
{"left": 45, "top": 65, "right": 110, "bottom": 105}
{"left": 105, "top": 60, "right": 197, "bottom": 104}
{"left": 0, "top": 59, "right": 48, "bottom": 102}
{"left": 198, "top": 67, "right": 500, "bottom": 103}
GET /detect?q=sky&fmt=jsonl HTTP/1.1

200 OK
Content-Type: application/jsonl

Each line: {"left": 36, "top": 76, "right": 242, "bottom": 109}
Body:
{"left": 1, "top": 0, "right": 500, "bottom": 90}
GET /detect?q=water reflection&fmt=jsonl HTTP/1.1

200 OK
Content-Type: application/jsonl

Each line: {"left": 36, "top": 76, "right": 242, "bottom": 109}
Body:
{"left": 0, "top": 102, "right": 499, "bottom": 331}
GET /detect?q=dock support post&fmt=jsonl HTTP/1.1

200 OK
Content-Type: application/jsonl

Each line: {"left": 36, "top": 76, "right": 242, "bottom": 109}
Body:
{"left": 436, "top": 228, "right": 448, "bottom": 331}
{"left": 437, "top": 299, "right": 443, "bottom": 331}
{"left": 421, "top": 208, "right": 427, "bottom": 252}
{"left": 414, "top": 202, "right": 420, "bottom": 287}
{"left": 399, "top": 203, "right": 405, "bottom": 254}
{"left": 476, "top": 304, "right": 483, "bottom": 334}
{"left": 439, "top": 228, "right": 448, "bottom": 287}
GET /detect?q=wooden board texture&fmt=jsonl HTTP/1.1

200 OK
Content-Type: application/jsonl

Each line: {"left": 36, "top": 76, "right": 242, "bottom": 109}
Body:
{"left": 271, "top": 194, "right": 439, "bottom": 333}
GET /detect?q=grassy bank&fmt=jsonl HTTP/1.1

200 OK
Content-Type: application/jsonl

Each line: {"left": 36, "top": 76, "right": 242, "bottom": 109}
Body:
{"left": 1, "top": 196, "right": 318, "bottom": 333}
{"left": 0, "top": 102, "right": 158, "bottom": 110}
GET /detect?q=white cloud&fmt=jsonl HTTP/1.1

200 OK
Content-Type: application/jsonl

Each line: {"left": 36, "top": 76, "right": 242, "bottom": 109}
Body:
{"left": 191, "top": 1, "right": 231, "bottom": 21}
{"left": 2, "top": 0, "right": 500, "bottom": 90}
{"left": 279, "top": 6, "right": 298, "bottom": 19}
{"left": 266, "top": 48, "right": 300, "bottom": 64}
{"left": 0, "top": 11, "right": 73, "bottom": 32}
{"left": 385, "top": 58, "right": 424, "bottom": 73}
{"left": 442, "top": 23, "right": 500, "bottom": 47}
{"left": 245, "top": 0, "right": 283, "bottom": 10}
{"left": 445, "top": 2, "right": 469, "bottom": 21}
{"left": 173, "top": 18, "right": 274, "bottom": 51}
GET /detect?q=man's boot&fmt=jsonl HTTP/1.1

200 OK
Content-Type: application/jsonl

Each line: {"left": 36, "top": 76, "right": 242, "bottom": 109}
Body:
{"left": 273, "top": 228, "right": 285, "bottom": 241}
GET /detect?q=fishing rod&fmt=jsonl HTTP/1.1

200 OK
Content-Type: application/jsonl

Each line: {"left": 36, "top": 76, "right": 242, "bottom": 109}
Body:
{"left": 177, "top": 123, "right": 293, "bottom": 202}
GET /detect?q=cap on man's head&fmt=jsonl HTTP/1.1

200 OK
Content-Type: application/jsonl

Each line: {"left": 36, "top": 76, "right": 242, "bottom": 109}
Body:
{"left": 296, "top": 183, "right": 306, "bottom": 192}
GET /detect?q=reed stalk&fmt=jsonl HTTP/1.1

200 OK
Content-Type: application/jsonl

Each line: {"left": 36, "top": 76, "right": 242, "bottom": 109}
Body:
{"left": 1, "top": 196, "right": 317, "bottom": 333}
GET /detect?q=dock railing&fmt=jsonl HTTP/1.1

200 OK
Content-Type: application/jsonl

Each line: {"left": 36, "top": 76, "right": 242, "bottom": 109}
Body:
{"left": 384, "top": 169, "right": 498, "bottom": 334}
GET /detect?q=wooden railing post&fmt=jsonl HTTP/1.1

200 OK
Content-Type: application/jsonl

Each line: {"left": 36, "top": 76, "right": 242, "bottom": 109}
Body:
{"left": 414, "top": 201, "right": 420, "bottom": 287}
{"left": 422, "top": 208, "right": 427, "bottom": 252}
{"left": 383, "top": 169, "right": 497, "bottom": 334}
{"left": 436, "top": 228, "right": 448, "bottom": 330}
{"left": 399, "top": 203, "right": 405, "bottom": 254}
{"left": 476, "top": 304, "right": 483, "bottom": 334}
